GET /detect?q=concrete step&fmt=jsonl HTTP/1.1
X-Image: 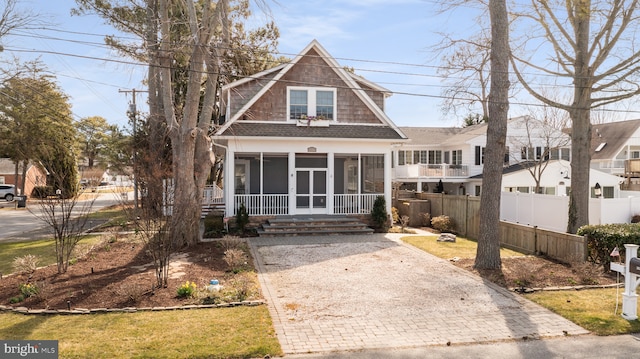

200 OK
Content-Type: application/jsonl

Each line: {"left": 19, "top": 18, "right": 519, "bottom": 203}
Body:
{"left": 258, "top": 215, "right": 373, "bottom": 237}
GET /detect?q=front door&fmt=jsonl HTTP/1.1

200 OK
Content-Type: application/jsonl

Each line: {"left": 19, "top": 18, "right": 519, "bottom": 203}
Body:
{"left": 296, "top": 169, "right": 327, "bottom": 214}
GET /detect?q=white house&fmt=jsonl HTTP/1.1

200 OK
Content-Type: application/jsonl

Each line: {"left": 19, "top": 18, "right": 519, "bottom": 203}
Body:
{"left": 211, "top": 40, "right": 407, "bottom": 218}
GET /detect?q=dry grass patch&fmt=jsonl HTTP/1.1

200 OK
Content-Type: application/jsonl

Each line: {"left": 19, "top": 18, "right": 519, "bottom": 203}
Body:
{"left": 0, "top": 306, "right": 281, "bottom": 358}
{"left": 525, "top": 288, "right": 640, "bottom": 335}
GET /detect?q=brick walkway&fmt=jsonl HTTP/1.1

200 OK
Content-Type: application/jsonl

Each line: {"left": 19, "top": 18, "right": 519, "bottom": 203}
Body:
{"left": 249, "top": 234, "right": 589, "bottom": 355}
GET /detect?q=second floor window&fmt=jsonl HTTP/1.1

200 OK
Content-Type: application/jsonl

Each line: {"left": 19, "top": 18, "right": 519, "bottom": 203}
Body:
{"left": 428, "top": 150, "right": 442, "bottom": 164}
{"left": 451, "top": 150, "right": 462, "bottom": 165}
{"left": 288, "top": 87, "right": 336, "bottom": 120}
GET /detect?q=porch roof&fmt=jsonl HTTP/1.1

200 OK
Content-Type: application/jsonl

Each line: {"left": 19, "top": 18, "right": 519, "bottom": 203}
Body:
{"left": 219, "top": 122, "right": 405, "bottom": 140}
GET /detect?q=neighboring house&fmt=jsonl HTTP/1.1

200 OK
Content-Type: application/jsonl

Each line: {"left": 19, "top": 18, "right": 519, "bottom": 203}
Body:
{"left": 212, "top": 40, "right": 407, "bottom": 217}
{"left": 469, "top": 160, "right": 622, "bottom": 198}
{"left": 588, "top": 119, "right": 640, "bottom": 190}
{"left": 0, "top": 158, "right": 47, "bottom": 197}
{"left": 394, "top": 116, "right": 571, "bottom": 196}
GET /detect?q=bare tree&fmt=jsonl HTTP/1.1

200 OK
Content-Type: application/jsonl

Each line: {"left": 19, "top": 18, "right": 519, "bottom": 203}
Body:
{"left": 434, "top": 32, "right": 492, "bottom": 120}
{"left": 0, "top": 0, "right": 38, "bottom": 43}
{"left": 475, "top": 0, "right": 510, "bottom": 270}
{"left": 156, "top": 0, "right": 229, "bottom": 246}
{"left": 508, "top": 112, "right": 571, "bottom": 194}
{"left": 32, "top": 172, "right": 96, "bottom": 274}
{"left": 509, "top": 0, "right": 640, "bottom": 233}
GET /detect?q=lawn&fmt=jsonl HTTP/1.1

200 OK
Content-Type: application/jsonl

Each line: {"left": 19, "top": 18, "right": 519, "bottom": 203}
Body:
{"left": 0, "top": 236, "right": 102, "bottom": 275}
{"left": 401, "top": 234, "right": 525, "bottom": 259}
{"left": 0, "top": 306, "right": 281, "bottom": 358}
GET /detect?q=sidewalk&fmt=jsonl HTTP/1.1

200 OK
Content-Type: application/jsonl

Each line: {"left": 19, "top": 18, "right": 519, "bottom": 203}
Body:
{"left": 249, "top": 233, "right": 591, "bottom": 355}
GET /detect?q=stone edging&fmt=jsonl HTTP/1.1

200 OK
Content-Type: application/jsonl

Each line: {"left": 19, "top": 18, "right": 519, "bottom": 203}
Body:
{"left": 510, "top": 283, "right": 622, "bottom": 293}
{"left": 0, "top": 300, "right": 265, "bottom": 315}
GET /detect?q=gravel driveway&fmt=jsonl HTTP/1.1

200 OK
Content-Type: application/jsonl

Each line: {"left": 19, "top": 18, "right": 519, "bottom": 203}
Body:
{"left": 249, "top": 233, "right": 588, "bottom": 355}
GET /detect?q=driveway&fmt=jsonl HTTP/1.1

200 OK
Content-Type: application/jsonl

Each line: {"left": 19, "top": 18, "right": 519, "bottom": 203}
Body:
{"left": 249, "top": 233, "right": 588, "bottom": 355}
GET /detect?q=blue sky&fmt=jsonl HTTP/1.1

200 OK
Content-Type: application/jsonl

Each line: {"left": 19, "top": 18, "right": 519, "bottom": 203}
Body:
{"left": 5, "top": 0, "right": 487, "bottom": 129}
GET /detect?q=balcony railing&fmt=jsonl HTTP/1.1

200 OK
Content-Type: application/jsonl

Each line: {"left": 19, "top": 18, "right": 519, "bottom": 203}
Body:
{"left": 395, "top": 164, "right": 469, "bottom": 178}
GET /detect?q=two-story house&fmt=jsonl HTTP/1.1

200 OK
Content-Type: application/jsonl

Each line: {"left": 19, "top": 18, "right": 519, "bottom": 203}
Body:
{"left": 212, "top": 40, "right": 407, "bottom": 218}
{"left": 588, "top": 119, "right": 640, "bottom": 191}
{"left": 393, "top": 116, "right": 573, "bottom": 196}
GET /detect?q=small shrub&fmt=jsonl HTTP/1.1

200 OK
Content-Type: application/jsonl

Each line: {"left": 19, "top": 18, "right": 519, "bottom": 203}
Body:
{"left": 399, "top": 215, "right": 410, "bottom": 232}
{"left": 31, "top": 186, "right": 55, "bottom": 199}
{"left": 391, "top": 207, "right": 399, "bottom": 224}
{"left": 632, "top": 215, "right": 640, "bottom": 223}
{"left": 203, "top": 212, "right": 225, "bottom": 237}
{"left": 235, "top": 203, "right": 250, "bottom": 234}
{"left": 421, "top": 212, "right": 431, "bottom": 227}
{"left": 224, "top": 248, "right": 248, "bottom": 273}
{"left": 219, "top": 235, "right": 244, "bottom": 251}
{"left": 577, "top": 223, "right": 640, "bottom": 270}
{"left": 19, "top": 283, "right": 39, "bottom": 298}
{"left": 223, "top": 273, "right": 258, "bottom": 302}
{"left": 118, "top": 283, "right": 145, "bottom": 304}
{"left": 9, "top": 295, "right": 24, "bottom": 304}
{"left": 176, "top": 281, "right": 197, "bottom": 298}
{"left": 12, "top": 254, "right": 40, "bottom": 275}
{"left": 431, "top": 215, "right": 455, "bottom": 233}
{"left": 371, "top": 196, "right": 390, "bottom": 231}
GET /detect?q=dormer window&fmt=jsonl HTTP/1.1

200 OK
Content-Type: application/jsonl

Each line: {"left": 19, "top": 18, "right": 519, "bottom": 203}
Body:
{"left": 288, "top": 87, "right": 336, "bottom": 121}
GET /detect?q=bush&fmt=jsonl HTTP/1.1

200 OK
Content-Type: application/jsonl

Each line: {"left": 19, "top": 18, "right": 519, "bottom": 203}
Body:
{"left": 431, "top": 215, "right": 455, "bottom": 233}
{"left": 370, "top": 196, "right": 389, "bottom": 231}
{"left": 631, "top": 215, "right": 640, "bottom": 223}
{"left": 577, "top": 223, "right": 640, "bottom": 270}
{"left": 176, "top": 281, "right": 197, "bottom": 298}
{"left": 203, "top": 212, "right": 225, "bottom": 238}
{"left": 235, "top": 203, "right": 250, "bottom": 234}
{"left": 224, "top": 248, "right": 248, "bottom": 273}
{"left": 31, "top": 186, "right": 55, "bottom": 199}
{"left": 391, "top": 207, "right": 399, "bottom": 224}
{"left": 19, "top": 283, "right": 39, "bottom": 298}
{"left": 12, "top": 254, "right": 40, "bottom": 275}
{"left": 420, "top": 212, "right": 431, "bottom": 227}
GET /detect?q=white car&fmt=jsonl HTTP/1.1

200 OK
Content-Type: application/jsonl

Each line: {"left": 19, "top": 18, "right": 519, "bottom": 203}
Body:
{"left": 0, "top": 184, "right": 15, "bottom": 201}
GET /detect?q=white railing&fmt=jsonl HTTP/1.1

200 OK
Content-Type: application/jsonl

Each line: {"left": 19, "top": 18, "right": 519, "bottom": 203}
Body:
{"left": 333, "top": 194, "right": 379, "bottom": 214}
{"left": 234, "top": 194, "right": 289, "bottom": 215}
{"left": 203, "top": 184, "right": 224, "bottom": 205}
{"left": 395, "top": 164, "right": 469, "bottom": 178}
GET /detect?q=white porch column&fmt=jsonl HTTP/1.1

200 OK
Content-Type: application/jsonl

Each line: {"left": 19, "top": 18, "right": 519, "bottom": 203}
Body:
{"left": 288, "top": 152, "right": 296, "bottom": 215}
{"left": 328, "top": 152, "right": 334, "bottom": 214}
{"left": 384, "top": 151, "right": 392, "bottom": 215}
{"left": 225, "top": 150, "right": 235, "bottom": 217}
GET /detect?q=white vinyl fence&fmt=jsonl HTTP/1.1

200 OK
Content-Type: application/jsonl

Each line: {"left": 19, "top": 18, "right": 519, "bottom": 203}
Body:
{"left": 500, "top": 191, "right": 640, "bottom": 232}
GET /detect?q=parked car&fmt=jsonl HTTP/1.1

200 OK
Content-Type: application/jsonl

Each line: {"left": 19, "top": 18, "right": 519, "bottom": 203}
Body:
{"left": 0, "top": 184, "right": 15, "bottom": 201}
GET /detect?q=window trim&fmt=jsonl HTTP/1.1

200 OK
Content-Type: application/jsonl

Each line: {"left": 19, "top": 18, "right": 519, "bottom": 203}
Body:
{"left": 287, "top": 86, "right": 337, "bottom": 121}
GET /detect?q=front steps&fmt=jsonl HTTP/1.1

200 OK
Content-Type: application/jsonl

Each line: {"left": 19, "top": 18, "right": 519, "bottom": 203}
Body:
{"left": 257, "top": 215, "right": 373, "bottom": 237}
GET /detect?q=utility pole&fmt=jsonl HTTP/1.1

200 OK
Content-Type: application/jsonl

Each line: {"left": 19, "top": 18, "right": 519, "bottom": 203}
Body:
{"left": 119, "top": 89, "right": 146, "bottom": 209}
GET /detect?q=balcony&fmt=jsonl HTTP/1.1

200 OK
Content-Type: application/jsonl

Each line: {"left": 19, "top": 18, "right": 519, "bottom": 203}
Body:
{"left": 394, "top": 164, "right": 469, "bottom": 179}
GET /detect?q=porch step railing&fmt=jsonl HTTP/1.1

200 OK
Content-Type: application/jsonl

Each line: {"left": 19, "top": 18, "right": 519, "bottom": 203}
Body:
{"left": 232, "top": 193, "right": 381, "bottom": 216}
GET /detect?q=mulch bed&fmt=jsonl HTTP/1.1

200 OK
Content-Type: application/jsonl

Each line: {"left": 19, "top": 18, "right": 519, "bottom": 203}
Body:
{"left": 0, "top": 239, "right": 236, "bottom": 310}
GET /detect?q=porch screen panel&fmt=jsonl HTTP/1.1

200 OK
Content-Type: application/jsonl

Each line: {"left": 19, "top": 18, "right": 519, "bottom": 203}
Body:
{"left": 313, "top": 170, "right": 327, "bottom": 208}
{"left": 263, "top": 155, "right": 288, "bottom": 194}
{"left": 361, "top": 155, "right": 384, "bottom": 194}
{"left": 296, "top": 171, "right": 310, "bottom": 208}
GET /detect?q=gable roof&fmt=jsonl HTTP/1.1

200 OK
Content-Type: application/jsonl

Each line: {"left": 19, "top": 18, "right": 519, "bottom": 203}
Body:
{"left": 216, "top": 40, "right": 405, "bottom": 139}
{"left": 590, "top": 119, "right": 640, "bottom": 160}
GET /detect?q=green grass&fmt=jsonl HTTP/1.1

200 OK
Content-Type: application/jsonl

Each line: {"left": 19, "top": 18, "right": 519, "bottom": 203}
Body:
{"left": 0, "top": 306, "right": 282, "bottom": 358}
{"left": 401, "top": 235, "right": 525, "bottom": 259}
{"left": 525, "top": 288, "right": 640, "bottom": 335}
{"left": 0, "top": 236, "right": 102, "bottom": 275}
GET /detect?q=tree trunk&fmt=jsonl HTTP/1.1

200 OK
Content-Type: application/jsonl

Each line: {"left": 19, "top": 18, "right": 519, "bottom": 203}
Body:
{"left": 475, "top": 0, "right": 510, "bottom": 270}
{"left": 567, "top": 0, "right": 592, "bottom": 234}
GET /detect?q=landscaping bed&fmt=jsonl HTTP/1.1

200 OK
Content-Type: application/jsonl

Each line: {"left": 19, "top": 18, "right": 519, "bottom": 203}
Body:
{"left": 0, "top": 236, "right": 261, "bottom": 310}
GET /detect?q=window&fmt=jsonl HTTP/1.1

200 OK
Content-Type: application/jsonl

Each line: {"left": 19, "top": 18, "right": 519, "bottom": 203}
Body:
{"left": 413, "top": 151, "right": 420, "bottom": 165}
{"left": 444, "top": 151, "right": 450, "bottom": 164}
{"left": 632, "top": 151, "right": 640, "bottom": 159}
{"left": 428, "top": 150, "right": 442, "bottom": 164}
{"left": 475, "top": 146, "right": 485, "bottom": 165}
{"left": 419, "top": 150, "right": 427, "bottom": 164}
{"left": 288, "top": 87, "right": 336, "bottom": 120}
{"left": 398, "top": 151, "right": 405, "bottom": 166}
{"left": 504, "top": 146, "right": 510, "bottom": 164}
{"left": 451, "top": 150, "right": 462, "bottom": 165}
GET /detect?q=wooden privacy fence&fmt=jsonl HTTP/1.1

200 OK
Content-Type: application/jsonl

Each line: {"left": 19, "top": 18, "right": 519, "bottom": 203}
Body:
{"left": 403, "top": 192, "right": 587, "bottom": 263}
